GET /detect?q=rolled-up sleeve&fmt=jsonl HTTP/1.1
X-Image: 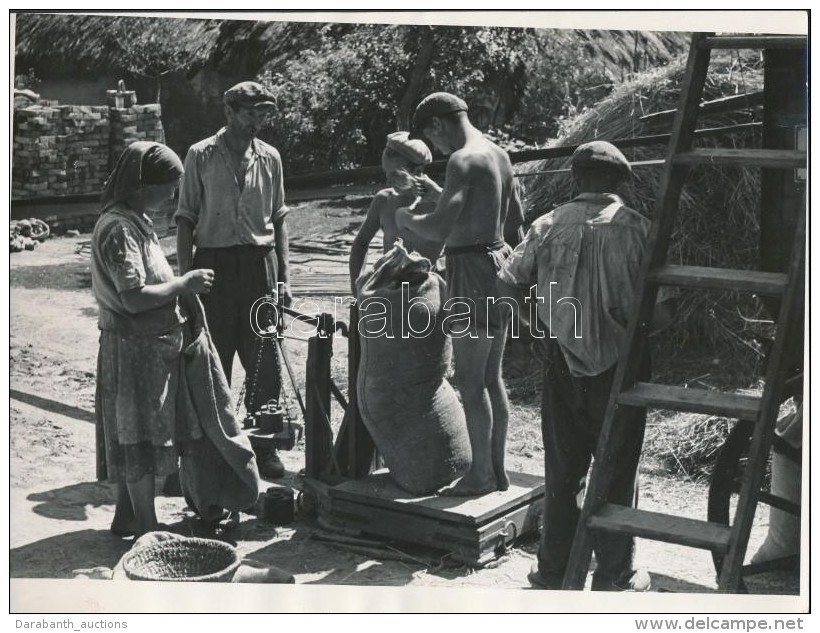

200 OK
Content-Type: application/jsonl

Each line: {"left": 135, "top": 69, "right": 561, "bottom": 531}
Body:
{"left": 174, "top": 147, "right": 201, "bottom": 226}
{"left": 499, "top": 226, "right": 539, "bottom": 287}
{"left": 270, "top": 153, "right": 289, "bottom": 224}
{"left": 100, "top": 224, "right": 146, "bottom": 293}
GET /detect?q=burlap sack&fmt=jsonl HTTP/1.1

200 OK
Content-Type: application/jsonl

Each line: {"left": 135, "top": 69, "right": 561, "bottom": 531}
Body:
{"left": 356, "top": 244, "right": 470, "bottom": 495}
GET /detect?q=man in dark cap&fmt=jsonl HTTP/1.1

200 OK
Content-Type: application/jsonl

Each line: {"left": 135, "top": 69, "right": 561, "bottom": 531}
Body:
{"left": 175, "top": 81, "right": 290, "bottom": 480}
{"left": 396, "top": 91, "right": 525, "bottom": 496}
{"left": 497, "top": 140, "right": 674, "bottom": 591}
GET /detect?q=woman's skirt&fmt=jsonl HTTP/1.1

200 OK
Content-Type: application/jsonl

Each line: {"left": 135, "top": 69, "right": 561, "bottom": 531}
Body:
{"left": 95, "top": 327, "right": 201, "bottom": 484}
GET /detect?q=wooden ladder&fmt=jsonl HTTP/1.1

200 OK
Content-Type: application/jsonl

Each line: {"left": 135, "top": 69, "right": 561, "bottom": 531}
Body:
{"left": 562, "top": 32, "right": 807, "bottom": 593}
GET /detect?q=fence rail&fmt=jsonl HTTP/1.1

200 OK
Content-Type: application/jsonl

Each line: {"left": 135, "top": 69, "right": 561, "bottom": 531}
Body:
{"left": 11, "top": 117, "right": 764, "bottom": 214}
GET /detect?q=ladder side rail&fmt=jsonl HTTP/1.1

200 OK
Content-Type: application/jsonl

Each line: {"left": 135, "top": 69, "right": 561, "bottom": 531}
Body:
{"left": 717, "top": 197, "right": 806, "bottom": 591}
{"left": 562, "top": 32, "right": 715, "bottom": 590}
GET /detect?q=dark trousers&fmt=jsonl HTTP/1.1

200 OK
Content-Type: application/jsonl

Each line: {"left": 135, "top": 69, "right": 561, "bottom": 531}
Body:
{"left": 193, "top": 246, "right": 281, "bottom": 423}
{"left": 538, "top": 339, "right": 649, "bottom": 586}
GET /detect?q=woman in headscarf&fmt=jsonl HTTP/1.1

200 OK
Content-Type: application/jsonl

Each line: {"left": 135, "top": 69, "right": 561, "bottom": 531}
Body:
{"left": 92, "top": 141, "right": 215, "bottom": 537}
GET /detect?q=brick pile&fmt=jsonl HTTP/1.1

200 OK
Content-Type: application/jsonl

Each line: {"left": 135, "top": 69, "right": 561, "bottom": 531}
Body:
{"left": 11, "top": 101, "right": 165, "bottom": 200}
{"left": 110, "top": 104, "right": 166, "bottom": 170}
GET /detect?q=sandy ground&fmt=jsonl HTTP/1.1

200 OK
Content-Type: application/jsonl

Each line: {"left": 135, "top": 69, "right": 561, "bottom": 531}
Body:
{"left": 8, "top": 234, "right": 803, "bottom": 612}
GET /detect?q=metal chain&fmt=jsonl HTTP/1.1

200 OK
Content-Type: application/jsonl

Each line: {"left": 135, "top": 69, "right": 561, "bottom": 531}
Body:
{"left": 236, "top": 330, "right": 267, "bottom": 417}
{"left": 234, "top": 294, "right": 300, "bottom": 431}
{"left": 235, "top": 296, "right": 275, "bottom": 417}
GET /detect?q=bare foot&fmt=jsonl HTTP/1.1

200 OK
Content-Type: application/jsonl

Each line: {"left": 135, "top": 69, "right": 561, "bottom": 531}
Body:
{"left": 437, "top": 475, "right": 497, "bottom": 497}
{"left": 495, "top": 469, "right": 511, "bottom": 492}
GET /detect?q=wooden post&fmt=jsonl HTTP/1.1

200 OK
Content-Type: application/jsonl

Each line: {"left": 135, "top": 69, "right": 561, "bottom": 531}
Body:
{"left": 304, "top": 314, "right": 335, "bottom": 481}
{"left": 759, "top": 47, "right": 807, "bottom": 385}
{"left": 333, "top": 304, "right": 375, "bottom": 478}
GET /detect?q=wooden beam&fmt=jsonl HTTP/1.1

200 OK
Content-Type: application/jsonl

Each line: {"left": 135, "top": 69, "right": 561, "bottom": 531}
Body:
{"left": 639, "top": 92, "right": 764, "bottom": 124}
{"left": 672, "top": 148, "right": 806, "bottom": 169}
{"left": 304, "top": 318, "right": 336, "bottom": 481}
{"left": 333, "top": 304, "right": 376, "bottom": 478}
{"left": 700, "top": 36, "right": 807, "bottom": 50}
{"left": 588, "top": 504, "right": 732, "bottom": 551}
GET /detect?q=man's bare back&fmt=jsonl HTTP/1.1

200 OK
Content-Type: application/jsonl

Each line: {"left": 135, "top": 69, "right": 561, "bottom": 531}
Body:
{"left": 442, "top": 137, "right": 516, "bottom": 249}
{"left": 396, "top": 92, "right": 524, "bottom": 497}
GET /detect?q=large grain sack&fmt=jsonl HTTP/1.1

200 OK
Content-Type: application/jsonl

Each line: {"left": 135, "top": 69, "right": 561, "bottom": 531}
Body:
{"left": 751, "top": 405, "right": 802, "bottom": 564}
{"left": 356, "top": 242, "right": 471, "bottom": 495}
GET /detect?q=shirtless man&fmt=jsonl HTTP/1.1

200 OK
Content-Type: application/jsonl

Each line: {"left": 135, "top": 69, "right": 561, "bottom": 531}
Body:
{"left": 349, "top": 131, "right": 442, "bottom": 295}
{"left": 396, "top": 92, "right": 524, "bottom": 496}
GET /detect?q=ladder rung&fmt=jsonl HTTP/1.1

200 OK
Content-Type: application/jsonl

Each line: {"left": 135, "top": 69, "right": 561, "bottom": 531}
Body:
{"left": 587, "top": 504, "right": 732, "bottom": 551}
{"left": 700, "top": 35, "right": 807, "bottom": 50}
{"left": 673, "top": 149, "right": 806, "bottom": 169}
{"left": 618, "top": 383, "right": 761, "bottom": 419}
{"left": 648, "top": 265, "right": 788, "bottom": 295}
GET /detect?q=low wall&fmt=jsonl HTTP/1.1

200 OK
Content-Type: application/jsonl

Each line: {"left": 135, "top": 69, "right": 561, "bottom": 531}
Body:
{"left": 11, "top": 101, "right": 165, "bottom": 200}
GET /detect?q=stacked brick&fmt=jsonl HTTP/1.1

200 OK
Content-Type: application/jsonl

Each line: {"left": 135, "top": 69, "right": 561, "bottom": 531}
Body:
{"left": 109, "top": 104, "right": 166, "bottom": 170}
{"left": 11, "top": 101, "right": 165, "bottom": 200}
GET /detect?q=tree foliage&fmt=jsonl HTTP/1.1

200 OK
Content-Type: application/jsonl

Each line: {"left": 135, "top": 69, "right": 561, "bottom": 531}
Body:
{"left": 257, "top": 23, "right": 683, "bottom": 172}
{"left": 16, "top": 14, "right": 688, "bottom": 173}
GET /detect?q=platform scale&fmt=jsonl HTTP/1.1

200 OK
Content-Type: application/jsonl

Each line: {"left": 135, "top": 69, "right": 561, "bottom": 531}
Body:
{"left": 299, "top": 307, "right": 545, "bottom": 567}
{"left": 320, "top": 470, "right": 544, "bottom": 567}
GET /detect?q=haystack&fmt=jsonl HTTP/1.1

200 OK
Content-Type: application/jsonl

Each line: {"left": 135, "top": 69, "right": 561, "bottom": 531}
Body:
{"left": 519, "top": 51, "right": 770, "bottom": 374}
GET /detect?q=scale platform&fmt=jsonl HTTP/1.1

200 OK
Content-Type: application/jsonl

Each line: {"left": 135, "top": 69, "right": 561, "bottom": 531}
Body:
{"left": 321, "top": 469, "right": 544, "bottom": 566}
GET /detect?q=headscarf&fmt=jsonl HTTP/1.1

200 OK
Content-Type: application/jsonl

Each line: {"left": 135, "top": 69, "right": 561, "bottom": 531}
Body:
{"left": 100, "top": 141, "right": 184, "bottom": 212}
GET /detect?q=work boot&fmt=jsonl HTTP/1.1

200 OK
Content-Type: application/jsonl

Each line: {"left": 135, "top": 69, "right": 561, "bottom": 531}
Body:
{"left": 161, "top": 471, "right": 183, "bottom": 497}
{"left": 527, "top": 562, "right": 565, "bottom": 590}
{"left": 591, "top": 569, "right": 651, "bottom": 592}
{"left": 257, "top": 449, "right": 285, "bottom": 480}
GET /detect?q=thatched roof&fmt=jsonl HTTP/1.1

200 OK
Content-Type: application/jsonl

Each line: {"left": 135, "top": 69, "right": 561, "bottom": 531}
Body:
{"left": 13, "top": 13, "right": 221, "bottom": 76}
{"left": 206, "top": 20, "right": 347, "bottom": 73}
{"left": 551, "top": 29, "right": 689, "bottom": 77}
{"left": 520, "top": 50, "right": 768, "bottom": 361}
{"left": 14, "top": 13, "right": 689, "bottom": 81}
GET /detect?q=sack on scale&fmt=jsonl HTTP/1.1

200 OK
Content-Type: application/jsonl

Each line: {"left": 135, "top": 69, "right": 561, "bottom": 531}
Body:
{"left": 355, "top": 242, "right": 471, "bottom": 495}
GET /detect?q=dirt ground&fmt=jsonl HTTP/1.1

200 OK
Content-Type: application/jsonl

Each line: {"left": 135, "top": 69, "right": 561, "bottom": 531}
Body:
{"left": 8, "top": 223, "right": 803, "bottom": 611}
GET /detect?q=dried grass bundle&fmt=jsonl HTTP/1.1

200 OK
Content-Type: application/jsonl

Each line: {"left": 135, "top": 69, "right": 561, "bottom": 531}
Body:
{"left": 644, "top": 414, "right": 734, "bottom": 482}
{"left": 519, "top": 51, "right": 769, "bottom": 357}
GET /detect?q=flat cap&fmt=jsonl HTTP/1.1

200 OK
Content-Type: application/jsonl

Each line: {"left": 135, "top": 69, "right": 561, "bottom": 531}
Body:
{"left": 223, "top": 81, "right": 277, "bottom": 109}
{"left": 410, "top": 92, "right": 468, "bottom": 138}
{"left": 571, "top": 141, "right": 631, "bottom": 176}
{"left": 385, "top": 131, "right": 432, "bottom": 165}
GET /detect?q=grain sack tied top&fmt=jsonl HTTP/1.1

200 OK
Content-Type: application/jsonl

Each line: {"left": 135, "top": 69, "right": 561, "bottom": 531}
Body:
{"left": 356, "top": 242, "right": 471, "bottom": 495}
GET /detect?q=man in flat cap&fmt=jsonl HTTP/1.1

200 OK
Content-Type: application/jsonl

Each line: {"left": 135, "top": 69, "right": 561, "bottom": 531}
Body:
{"left": 175, "top": 81, "right": 291, "bottom": 480}
{"left": 396, "top": 92, "right": 525, "bottom": 496}
{"left": 349, "top": 131, "right": 442, "bottom": 293}
{"left": 497, "top": 140, "right": 674, "bottom": 591}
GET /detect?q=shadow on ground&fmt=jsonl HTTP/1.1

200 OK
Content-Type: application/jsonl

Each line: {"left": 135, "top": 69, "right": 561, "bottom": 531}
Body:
{"left": 11, "top": 388, "right": 95, "bottom": 424}
{"left": 9, "top": 529, "right": 133, "bottom": 579}
{"left": 10, "top": 262, "right": 91, "bottom": 291}
{"left": 27, "top": 482, "right": 114, "bottom": 522}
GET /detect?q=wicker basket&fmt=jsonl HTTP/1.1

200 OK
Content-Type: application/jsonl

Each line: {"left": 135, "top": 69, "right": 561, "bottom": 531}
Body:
{"left": 122, "top": 537, "right": 241, "bottom": 582}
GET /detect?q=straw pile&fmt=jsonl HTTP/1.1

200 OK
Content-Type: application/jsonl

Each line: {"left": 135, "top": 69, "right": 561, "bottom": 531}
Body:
{"left": 644, "top": 414, "right": 734, "bottom": 482}
{"left": 519, "top": 51, "right": 768, "bottom": 357}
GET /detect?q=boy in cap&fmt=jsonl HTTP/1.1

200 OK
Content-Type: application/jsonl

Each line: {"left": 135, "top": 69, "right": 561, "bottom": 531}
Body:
{"left": 175, "top": 81, "right": 291, "bottom": 480}
{"left": 497, "top": 140, "right": 674, "bottom": 591}
{"left": 349, "top": 131, "right": 442, "bottom": 294}
{"left": 396, "top": 92, "right": 525, "bottom": 496}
